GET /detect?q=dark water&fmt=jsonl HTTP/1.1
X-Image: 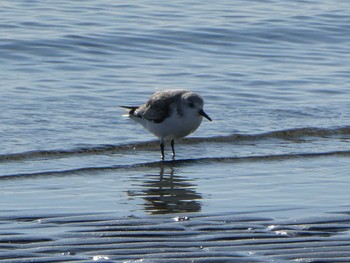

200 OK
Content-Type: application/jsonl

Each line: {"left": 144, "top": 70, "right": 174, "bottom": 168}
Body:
{"left": 1, "top": 0, "right": 350, "bottom": 261}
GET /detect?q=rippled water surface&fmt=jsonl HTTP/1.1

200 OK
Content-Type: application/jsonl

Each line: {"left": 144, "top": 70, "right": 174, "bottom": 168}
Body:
{"left": 1, "top": 0, "right": 350, "bottom": 261}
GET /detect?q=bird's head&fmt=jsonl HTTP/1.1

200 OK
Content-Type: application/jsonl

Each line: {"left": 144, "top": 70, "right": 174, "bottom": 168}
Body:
{"left": 182, "top": 92, "right": 212, "bottom": 121}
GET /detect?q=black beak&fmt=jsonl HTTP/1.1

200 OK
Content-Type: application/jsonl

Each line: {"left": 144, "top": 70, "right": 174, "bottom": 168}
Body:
{"left": 199, "top": 109, "right": 212, "bottom": 121}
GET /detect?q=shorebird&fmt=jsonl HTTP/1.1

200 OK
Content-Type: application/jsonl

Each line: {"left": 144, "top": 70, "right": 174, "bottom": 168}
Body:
{"left": 122, "top": 89, "right": 211, "bottom": 160}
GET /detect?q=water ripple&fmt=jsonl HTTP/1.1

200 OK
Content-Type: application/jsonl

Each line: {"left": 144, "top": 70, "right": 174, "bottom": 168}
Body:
{"left": 1, "top": 126, "right": 349, "bottom": 163}
{"left": 1, "top": 150, "right": 349, "bottom": 181}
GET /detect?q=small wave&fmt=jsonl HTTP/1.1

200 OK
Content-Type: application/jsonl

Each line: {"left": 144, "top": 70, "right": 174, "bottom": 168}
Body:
{"left": 2, "top": 150, "right": 350, "bottom": 181}
{"left": 0, "top": 142, "right": 159, "bottom": 163}
{"left": 190, "top": 126, "right": 350, "bottom": 143}
{"left": 1, "top": 126, "right": 349, "bottom": 163}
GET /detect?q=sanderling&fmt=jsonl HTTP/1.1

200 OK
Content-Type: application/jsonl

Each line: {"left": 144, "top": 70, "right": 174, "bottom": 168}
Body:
{"left": 122, "top": 89, "right": 212, "bottom": 160}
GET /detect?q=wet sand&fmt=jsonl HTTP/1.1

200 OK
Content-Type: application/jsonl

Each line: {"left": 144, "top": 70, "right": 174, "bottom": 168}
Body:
{"left": 1, "top": 211, "right": 350, "bottom": 262}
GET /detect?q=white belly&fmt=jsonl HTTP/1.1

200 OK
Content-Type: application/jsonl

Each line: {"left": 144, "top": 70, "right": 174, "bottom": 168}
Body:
{"left": 134, "top": 111, "right": 203, "bottom": 141}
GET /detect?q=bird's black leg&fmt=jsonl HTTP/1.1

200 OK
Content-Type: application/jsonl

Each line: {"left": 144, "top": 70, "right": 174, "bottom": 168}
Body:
{"left": 160, "top": 141, "right": 165, "bottom": 161}
{"left": 171, "top": 139, "right": 175, "bottom": 159}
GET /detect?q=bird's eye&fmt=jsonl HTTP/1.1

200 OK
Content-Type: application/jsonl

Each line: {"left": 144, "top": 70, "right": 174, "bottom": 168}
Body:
{"left": 189, "top": 102, "right": 195, "bottom": 108}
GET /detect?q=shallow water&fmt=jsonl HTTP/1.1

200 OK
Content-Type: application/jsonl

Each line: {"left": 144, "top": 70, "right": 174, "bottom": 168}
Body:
{"left": 2, "top": 132, "right": 350, "bottom": 216}
{"left": 1, "top": 0, "right": 350, "bottom": 261}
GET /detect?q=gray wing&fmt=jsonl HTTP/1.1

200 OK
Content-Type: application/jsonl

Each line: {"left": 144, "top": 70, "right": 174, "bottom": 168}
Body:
{"left": 134, "top": 90, "right": 187, "bottom": 123}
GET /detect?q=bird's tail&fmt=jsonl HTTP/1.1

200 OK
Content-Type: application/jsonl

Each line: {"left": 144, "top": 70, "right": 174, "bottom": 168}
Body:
{"left": 120, "top": 106, "right": 138, "bottom": 115}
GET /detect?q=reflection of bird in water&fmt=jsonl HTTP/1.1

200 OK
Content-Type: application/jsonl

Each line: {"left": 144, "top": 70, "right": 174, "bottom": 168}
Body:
{"left": 129, "top": 166, "right": 202, "bottom": 214}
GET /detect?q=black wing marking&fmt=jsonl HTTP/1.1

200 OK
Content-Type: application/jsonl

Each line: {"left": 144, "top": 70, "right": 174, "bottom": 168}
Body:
{"left": 120, "top": 106, "right": 139, "bottom": 115}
